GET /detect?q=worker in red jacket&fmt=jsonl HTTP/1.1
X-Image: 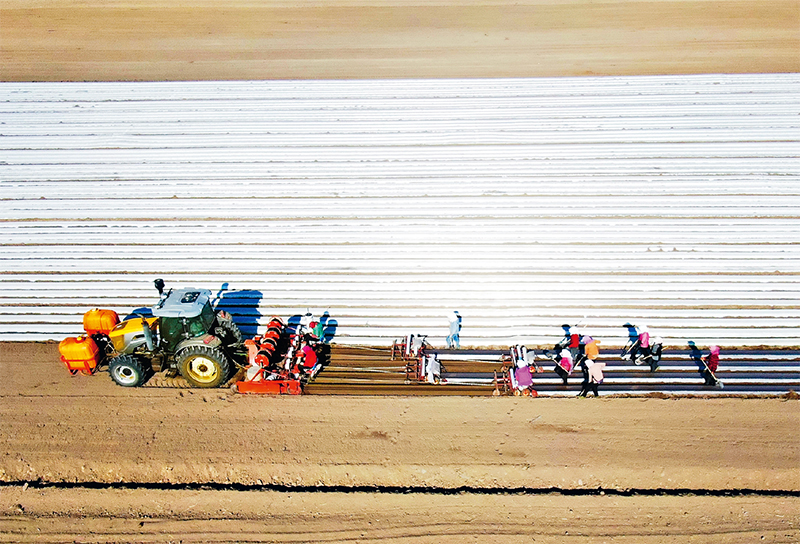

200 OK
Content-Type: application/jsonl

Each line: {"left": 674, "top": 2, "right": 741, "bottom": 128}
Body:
{"left": 300, "top": 337, "right": 318, "bottom": 371}
{"left": 568, "top": 326, "right": 582, "bottom": 361}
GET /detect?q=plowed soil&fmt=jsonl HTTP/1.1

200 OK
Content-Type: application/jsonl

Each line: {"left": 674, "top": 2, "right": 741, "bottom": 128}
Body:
{"left": 1, "top": 0, "right": 798, "bottom": 80}
{"left": 1, "top": 342, "right": 798, "bottom": 541}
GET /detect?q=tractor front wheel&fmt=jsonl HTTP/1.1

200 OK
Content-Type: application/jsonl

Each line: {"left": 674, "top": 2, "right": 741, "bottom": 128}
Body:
{"left": 109, "top": 355, "right": 148, "bottom": 387}
{"left": 177, "top": 345, "right": 230, "bottom": 388}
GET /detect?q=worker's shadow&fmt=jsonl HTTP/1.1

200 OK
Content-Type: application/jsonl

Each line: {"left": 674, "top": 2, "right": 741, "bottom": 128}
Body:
{"left": 286, "top": 311, "right": 338, "bottom": 344}
{"left": 687, "top": 340, "right": 704, "bottom": 372}
{"left": 623, "top": 323, "right": 639, "bottom": 343}
{"left": 214, "top": 284, "right": 263, "bottom": 339}
{"left": 316, "top": 312, "right": 337, "bottom": 368}
{"left": 286, "top": 311, "right": 338, "bottom": 369}
{"left": 318, "top": 311, "right": 338, "bottom": 344}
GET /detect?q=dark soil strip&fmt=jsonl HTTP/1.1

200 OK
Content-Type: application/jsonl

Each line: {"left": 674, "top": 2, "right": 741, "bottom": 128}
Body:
{"left": 2, "top": 480, "right": 797, "bottom": 497}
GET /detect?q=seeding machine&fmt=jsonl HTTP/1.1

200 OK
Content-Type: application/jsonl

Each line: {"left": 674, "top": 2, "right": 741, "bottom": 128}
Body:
{"left": 393, "top": 333, "right": 546, "bottom": 396}
{"left": 236, "top": 313, "right": 325, "bottom": 395}
{"left": 392, "top": 333, "right": 441, "bottom": 384}
{"left": 58, "top": 280, "right": 326, "bottom": 394}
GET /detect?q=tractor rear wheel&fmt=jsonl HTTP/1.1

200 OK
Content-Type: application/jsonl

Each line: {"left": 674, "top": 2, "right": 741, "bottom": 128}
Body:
{"left": 216, "top": 317, "right": 243, "bottom": 347}
{"left": 177, "top": 345, "right": 230, "bottom": 388}
{"left": 109, "top": 355, "right": 148, "bottom": 387}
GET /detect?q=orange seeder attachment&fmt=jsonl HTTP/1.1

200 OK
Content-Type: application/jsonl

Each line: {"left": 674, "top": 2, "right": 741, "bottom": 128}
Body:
{"left": 236, "top": 370, "right": 303, "bottom": 395}
{"left": 236, "top": 317, "right": 303, "bottom": 394}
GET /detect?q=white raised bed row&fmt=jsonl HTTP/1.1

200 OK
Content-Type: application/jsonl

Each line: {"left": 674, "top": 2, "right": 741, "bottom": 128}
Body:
{"left": 4, "top": 162, "right": 796, "bottom": 184}
{"left": 1, "top": 74, "right": 798, "bottom": 346}
{"left": 3, "top": 220, "right": 799, "bottom": 245}
{"left": 2, "top": 279, "right": 797, "bottom": 294}
{"left": 4, "top": 199, "right": 799, "bottom": 222}
{"left": 5, "top": 143, "right": 799, "bottom": 162}
{"left": 5, "top": 180, "right": 800, "bottom": 200}
{"left": 3, "top": 243, "right": 798, "bottom": 257}
{"left": 2, "top": 258, "right": 796, "bottom": 274}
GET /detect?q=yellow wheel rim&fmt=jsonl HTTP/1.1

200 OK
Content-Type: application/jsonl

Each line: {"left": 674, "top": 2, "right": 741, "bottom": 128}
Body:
{"left": 186, "top": 355, "right": 220, "bottom": 384}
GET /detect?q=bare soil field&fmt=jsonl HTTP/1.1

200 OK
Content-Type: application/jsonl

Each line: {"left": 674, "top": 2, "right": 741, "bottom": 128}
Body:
{"left": 1, "top": 342, "right": 798, "bottom": 541}
{"left": 2, "top": 342, "right": 798, "bottom": 491}
{"left": 1, "top": 0, "right": 798, "bottom": 81}
{"left": 1, "top": 488, "right": 797, "bottom": 543}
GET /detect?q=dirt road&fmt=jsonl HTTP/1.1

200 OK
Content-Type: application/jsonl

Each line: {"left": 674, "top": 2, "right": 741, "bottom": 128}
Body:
{"left": 2, "top": 0, "right": 798, "bottom": 81}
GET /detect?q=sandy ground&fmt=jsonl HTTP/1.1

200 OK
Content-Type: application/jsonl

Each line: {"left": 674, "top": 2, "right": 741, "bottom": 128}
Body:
{"left": 1, "top": 0, "right": 798, "bottom": 81}
{"left": 1, "top": 344, "right": 799, "bottom": 491}
{"left": 1, "top": 342, "right": 798, "bottom": 541}
{"left": 1, "top": 488, "right": 797, "bottom": 543}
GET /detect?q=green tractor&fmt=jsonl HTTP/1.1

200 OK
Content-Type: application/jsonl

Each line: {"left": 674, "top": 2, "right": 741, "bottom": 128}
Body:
{"left": 103, "top": 279, "right": 244, "bottom": 388}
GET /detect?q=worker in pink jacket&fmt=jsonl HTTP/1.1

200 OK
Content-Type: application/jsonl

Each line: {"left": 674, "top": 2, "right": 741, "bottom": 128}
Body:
{"left": 702, "top": 345, "right": 720, "bottom": 385}
{"left": 638, "top": 325, "right": 651, "bottom": 359}
{"left": 554, "top": 348, "right": 573, "bottom": 385}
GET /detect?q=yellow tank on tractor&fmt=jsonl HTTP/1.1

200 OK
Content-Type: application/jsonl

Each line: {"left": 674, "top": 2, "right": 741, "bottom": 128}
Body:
{"left": 60, "top": 279, "right": 244, "bottom": 388}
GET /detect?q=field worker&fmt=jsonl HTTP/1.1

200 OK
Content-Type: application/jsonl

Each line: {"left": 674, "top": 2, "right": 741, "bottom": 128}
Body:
{"left": 701, "top": 345, "right": 720, "bottom": 385}
{"left": 446, "top": 310, "right": 461, "bottom": 349}
{"left": 568, "top": 326, "right": 582, "bottom": 361}
{"left": 622, "top": 323, "right": 639, "bottom": 362}
{"left": 578, "top": 336, "right": 600, "bottom": 396}
{"left": 410, "top": 334, "right": 425, "bottom": 357}
{"left": 638, "top": 325, "right": 651, "bottom": 360}
{"left": 312, "top": 319, "right": 324, "bottom": 341}
{"left": 560, "top": 349, "right": 573, "bottom": 370}
{"left": 583, "top": 336, "right": 600, "bottom": 362}
{"left": 514, "top": 345, "right": 529, "bottom": 368}
{"left": 555, "top": 348, "right": 573, "bottom": 385}
{"left": 300, "top": 338, "right": 318, "bottom": 371}
{"left": 584, "top": 359, "right": 606, "bottom": 397}
{"left": 425, "top": 353, "right": 442, "bottom": 384}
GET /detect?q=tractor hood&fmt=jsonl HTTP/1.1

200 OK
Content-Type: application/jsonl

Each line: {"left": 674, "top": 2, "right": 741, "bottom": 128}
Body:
{"left": 152, "top": 288, "right": 212, "bottom": 318}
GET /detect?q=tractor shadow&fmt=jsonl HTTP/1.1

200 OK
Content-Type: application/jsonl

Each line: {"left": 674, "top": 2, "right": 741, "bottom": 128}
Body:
{"left": 124, "top": 307, "right": 153, "bottom": 320}
{"left": 214, "top": 284, "right": 264, "bottom": 340}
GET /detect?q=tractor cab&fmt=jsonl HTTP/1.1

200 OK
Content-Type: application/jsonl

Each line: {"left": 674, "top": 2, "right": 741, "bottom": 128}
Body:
{"left": 152, "top": 288, "right": 216, "bottom": 352}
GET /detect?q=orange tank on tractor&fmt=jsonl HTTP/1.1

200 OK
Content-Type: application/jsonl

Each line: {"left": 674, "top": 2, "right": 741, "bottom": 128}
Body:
{"left": 59, "top": 335, "right": 103, "bottom": 376}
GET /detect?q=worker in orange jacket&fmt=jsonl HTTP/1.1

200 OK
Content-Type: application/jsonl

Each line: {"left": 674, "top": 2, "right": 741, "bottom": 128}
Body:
{"left": 578, "top": 336, "right": 601, "bottom": 397}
